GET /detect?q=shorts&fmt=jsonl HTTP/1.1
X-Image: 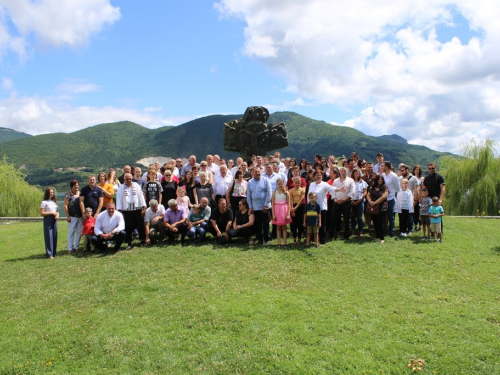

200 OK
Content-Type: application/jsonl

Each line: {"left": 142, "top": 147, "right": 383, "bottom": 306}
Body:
{"left": 307, "top": 225, "right": 319, "bottom": 234}
{"left": 430, "top": 223, "right": 441, "bottom": 233}
{"left": 420, "top": 215, "right": 430, "bottom": 225}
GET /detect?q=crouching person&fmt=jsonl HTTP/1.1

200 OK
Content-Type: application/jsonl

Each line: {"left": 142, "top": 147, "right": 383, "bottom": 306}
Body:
{"left": 164, "top": 199, "right": 188, "bottom": 244}
{"left": 227, "top": 198, "right": 255, "bottom": 244}
{"left": 91, "top": 203, "right": 126, "bottom": 252}
{"left": 209, "top": 198, "right": 233, "bottom": 244}
{"left": 186, "top": 204, "right": 206, "bottom": 244}
{"left": 144, "top": 199, "right": 165, "bottom": 245}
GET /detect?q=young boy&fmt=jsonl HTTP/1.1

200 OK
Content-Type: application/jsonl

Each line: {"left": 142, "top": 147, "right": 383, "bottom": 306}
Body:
{"left": 187, "top": 204, "right": 205, "bottom": 243}
{"left": 429, "top": 196, "right": 444, "bottom": 242}
{"left": 419, "top": 189, "right": 432, "bottom": 240}
{"left": 395, "top": 178, "right": 413, "bottom": 237}
{"left": 303, "top": 192, "right": 321, "bottom": 248}
{"left": 143, "top": 167, "right": 163, "bottom": 207}
{"left": 81, "top": 207, "right": 96, "bottom": 252}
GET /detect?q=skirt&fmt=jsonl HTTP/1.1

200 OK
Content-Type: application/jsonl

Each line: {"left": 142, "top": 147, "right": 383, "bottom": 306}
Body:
{"left": 272, "top": 200, "right": 292, "bottom": 225}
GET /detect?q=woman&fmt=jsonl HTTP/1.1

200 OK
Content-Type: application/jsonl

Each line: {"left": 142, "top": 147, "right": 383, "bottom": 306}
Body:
{"left": 40, "top": 187, "right": 59, "bottom": 259}
{"left": 412, "top": 164, "right": 424, "bottom": 231}
{"left": 227, "top": 198, "right": 255, "bottom": 244}
{"left": 161, "top": 170, "right": 178, "bottom": 208}
{"left": 180, "top": 170, "right": 196, "bottom": 205}
{"left": 192, "top": 164, "right": 201, "bottom": 184}
{"left": 287, "top": 158, "right": 297, "bottom": 179}
{"left": 97, "top": 172, "right": 114, "bottom": 210}
{"left": 106, "top": 168, "right": 120, "bottom": 201}
{"left": 226, "top": 170, "right": 247, "bottom": 211}
{"left": 194, "top": 171, "right": 215, "bottom": 206}
{"left": 299, "top": 159, "right": 308, "bottom": 177}
{"left": 366, "top": 175, "right": 389, "bottom": 243}
{"left": 63, "top": 179, "right": 82, "bottom": 254}
{"left": 307, "top": 171, "right": 336, "bottom": 245}
{"left": 351, "top": 169, "right": 368, "bottom": 237}
{"left": 199, "top": 161, "right": 214, "bottom": 184}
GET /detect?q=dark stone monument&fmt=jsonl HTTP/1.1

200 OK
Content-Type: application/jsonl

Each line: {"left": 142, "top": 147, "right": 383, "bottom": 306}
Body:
{"left": 223, "top": 106, "right": 288, "bottom": 159}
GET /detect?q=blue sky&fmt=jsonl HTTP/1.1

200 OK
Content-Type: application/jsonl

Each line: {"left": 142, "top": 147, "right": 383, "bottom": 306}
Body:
{"left": 1, "top": 0, "right": 500, "bottom": 154}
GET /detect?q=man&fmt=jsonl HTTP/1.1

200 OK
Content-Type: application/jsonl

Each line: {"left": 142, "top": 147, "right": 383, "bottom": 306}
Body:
{"left": 273, "top": 151, "right": 286, "bottom": 173}
{"left": 175, "top": 158, "right": 184, "bottom": 179}
{"left": 116, "top": 173, "right": 147, "bottom": 249}
{"left": 382, "top": 161, "right": 400, "bottom": 237}
{"left": 346, "top": 158, "right": 356, "bottom": 177}
{"left": 91, "top": 202, "right": 126, "bottom": 252}
{"left": 373, "top": 153, "right": 384, "bottom": 175}
{"left": 362, "top": 162, "right": 377, "bottom": 231}
{"left": 209, "top": 198, "right": 233, "bottom": 243}
{"left": 331, "top": 167, "right": 355, "bottom": 240}
{"left": 133, "top": 166, "right": 146, "bottom": 189}
{"left": 399, "top": 163, "right": 420, "bottom": 233}
{"left": 272, "top": 162, "right": 288, "bottom": 186}
{"left": 118, "top": 165, "right": 132, "bottom": 184}
{"left": 232, "top": 157, "right": 243, "bottom": 176}
{"left": 213, "top": 164, "right": 233, "bottom": 204}
{"left": 247, "top": 167, "right": 272, "bottom": 244}
{"left": 181, "top": 155, "right": 196, "bottom": 179}
{"left": 206, "top": 154, "right": 220, "bottom": 176}
{"left": 144, "top": 199, "right": 165, "bottom": 245}
{"left": 63, "top": 179, "right": 82, "bottom": 254}
{"left": 422, "top": 162, "right": 445, "bottom": 206}
{"left": 263, "top": 162, "right": 279, "bottom": 192}
{"left": 79, "top": 175, "right": 103, "bottom": 220}
{"left": 164, "top": 199, "right": 188, "bottom": 243}
{"left": 255, "top": 155, "right": 264, "bottom": 172}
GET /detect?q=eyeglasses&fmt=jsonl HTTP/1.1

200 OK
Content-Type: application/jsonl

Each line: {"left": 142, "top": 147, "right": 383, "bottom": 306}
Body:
{"left": 165, "top": 174, "right": 172, "bottom": 176}
{"left": 428, "top": 167, "right": 435, "bottom": 170}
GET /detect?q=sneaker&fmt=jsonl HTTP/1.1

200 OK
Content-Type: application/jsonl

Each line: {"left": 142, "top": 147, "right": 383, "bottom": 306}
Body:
{"left": 439, "top": 239, "right": 442, "bottom": 243}
{"left": 265, "top": 241, "right": 271, "bottom": 245}
{"left": 408, "top": 231, "right": 413, "bottom": 235}
{"left": 402, "top": 233, "right": 407, "bottom": 237}
{"left": 126, "top": 245, "right": 133, "bottom": 250}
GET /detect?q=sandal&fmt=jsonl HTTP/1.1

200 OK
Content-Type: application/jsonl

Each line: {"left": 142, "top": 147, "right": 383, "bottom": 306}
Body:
{"left": 248, "top": 239, "right": 254, "bottom": 245}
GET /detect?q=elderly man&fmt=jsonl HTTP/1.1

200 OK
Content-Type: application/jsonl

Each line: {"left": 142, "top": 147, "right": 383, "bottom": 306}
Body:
{"left": 144, "top": 199, "right": 166, "bottom": 245}
{"left": 91, "top": 202, "right": 126, "bottom": 252}
{"left": 181, "top": 155, "right": 197, "bottom": 179}
{"left": 118, "top": 165, "right": 132, "bottom": 184}
{"left": 79, "top": 175, "right": 103, "bottom": 220}
{"left": 247, "top": 167, "right": 272, "bottom": 244}
{"left": 213, "top": 164, "right": 233, "bottom": 204}
{"left": 164, "top": 199, "right": 188, "bottom": 243}
{"left": 272, "top": 162, "right": 288, "bottom": 186}
{"left": 206, "top": 154, "right": 220, "bottom": 176}
{"left": 117, "top": 173, "right": 147, "bottom": 249}
{"left": 331, "top": 167, "right": 355, "bottom": 240}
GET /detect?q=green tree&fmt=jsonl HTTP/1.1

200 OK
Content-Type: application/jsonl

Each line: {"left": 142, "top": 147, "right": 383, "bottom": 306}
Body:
{"left": 441, "top": 138, "right": 500, "bottom": 216}
{"left": 0, "top": 157, "right": 43, "bottom": 217}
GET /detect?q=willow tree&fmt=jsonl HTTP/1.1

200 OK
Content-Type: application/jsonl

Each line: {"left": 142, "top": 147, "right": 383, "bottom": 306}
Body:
{"left": 0, "top": 157, "right": 43, "bottom": 217}
{"left": 441, "top": 138, "right": 500, "bottom": 216}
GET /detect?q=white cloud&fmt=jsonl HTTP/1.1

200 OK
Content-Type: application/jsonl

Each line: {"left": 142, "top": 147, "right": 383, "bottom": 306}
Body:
{"left": 0, "top": 0, "right": 120, "bottom": 60}
{"left": 1, "top": 77, "right": 13, "bottom": 90}
{"left": 56, "top": 79, "right": 101, "bottom": 94}
{"left": 215, "top": 0, "right": 500, "bottom": 152}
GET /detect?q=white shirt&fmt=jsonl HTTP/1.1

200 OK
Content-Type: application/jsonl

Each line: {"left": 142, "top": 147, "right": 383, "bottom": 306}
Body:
{"left": 94, "top": 210, "right": 125, "bottom": 236}
{"left": 144, "top": 204, "right": 166, "bottom": 223}
{"left": 332, "top": 177, "right": 355, "bottom": 201}
{"left": 213, "top": 174, "right": 234, "bottom": 196}
{"left": 117, "top": 182, "right": 147, "bottom": 211}
{"left": 307, "top": 181, "right": 336, "bottom": 210}
{"left": 383, "top": 172, "right": 400, "bottom": 201}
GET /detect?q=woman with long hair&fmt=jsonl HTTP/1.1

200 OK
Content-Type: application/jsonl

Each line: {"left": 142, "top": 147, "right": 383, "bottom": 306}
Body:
{"left": 412, "top": 164, "right": 423, "bottom": 231}
{"left": 40, "top": 187, "right": 59, "bottom": 259}
{"left": 366, "top": 175, "right": 389, "bottom": 243}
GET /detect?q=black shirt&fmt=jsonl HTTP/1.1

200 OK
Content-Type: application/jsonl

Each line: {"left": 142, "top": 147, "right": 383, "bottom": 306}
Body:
{"left": 210, "top": 208, "right": 233, "bottom": 232}
{"left": 423, "top": 173, "right": 445, "bottom": 199}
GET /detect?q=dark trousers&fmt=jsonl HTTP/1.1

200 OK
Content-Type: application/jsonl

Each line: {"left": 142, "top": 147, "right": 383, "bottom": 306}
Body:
{"left": 331, "top": 201, "right": 352, "bottom": 239}
{"left": 290, "top": 205, "right": 304, "bottom": 240}
{"left": 227, "top": 226, "right": 255, "bottom": 239}
{"left": 398, "top": 209, "right": 410, "bottom": 233}
{"left": 373, "top": 213, "right": 384, "bottom": 241}
{"left": 253, "top": 210, "right": 270, "bottom": 243}
{"left": 91, "top": 231, "right": 126, "bottom": 252}
{"left": 165, "top": 223, "right": 188, "bottom": 242}
{"left": 122, "top": 210, "right": 145, "bottom": 244}
{"left": 43, "top": 215, "right": 58, "bottom": 258}
{"left": 319, "top": 210, "right": 327, "bottom": 244}
{"left": 413, "top": 202, "right": 420, "bottom": 228}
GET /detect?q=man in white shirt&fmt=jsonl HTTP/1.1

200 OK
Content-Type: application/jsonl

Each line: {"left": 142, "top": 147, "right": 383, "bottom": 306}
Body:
{"left": 382, "top": 161, "right": 400, "bottom": 237}
{"left": 213, "top": 165, "right": 233, "bottom": 204}
{"left": 331, "top": 167, "right": 355, "bottom": 240}
{"left": 144, "top": 199, "right": 166, "bottom": 245}
{"left": 92, "top": 202, "right": 126, "bottom": 252}
{"left": 117, "top": 173, "right": 147, "bottom": 249}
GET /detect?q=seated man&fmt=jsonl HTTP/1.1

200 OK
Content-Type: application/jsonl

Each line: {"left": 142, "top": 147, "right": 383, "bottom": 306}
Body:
{"left": 91, "top": 202, "right": 126, "bottom": 252}
{"left": 164, "top": 199, "right": 188, "bottom": 243}
{"left": 144, "top": 199, "right": 166, "bottom": 245}
{"left": 209, "top": 198, "right": 233, "bottom": 244}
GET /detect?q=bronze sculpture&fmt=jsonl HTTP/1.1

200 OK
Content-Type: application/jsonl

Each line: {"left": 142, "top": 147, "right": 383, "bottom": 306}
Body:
{"left": 223, "top": 106, "right": 288, "bottom": 159}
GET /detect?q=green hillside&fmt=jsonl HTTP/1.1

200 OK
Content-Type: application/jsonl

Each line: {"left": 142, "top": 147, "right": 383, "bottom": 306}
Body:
{"left": 0, "top": 112, "right": 452, "bottom": 188}
{"left": 0, "top": 127, "right": 31, "bottom": 143}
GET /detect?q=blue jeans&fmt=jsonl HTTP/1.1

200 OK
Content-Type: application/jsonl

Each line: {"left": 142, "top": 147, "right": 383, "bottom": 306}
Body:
{"left": 384, "top": 199, "right": 396, "bottom": 236}
{"left": 351, "top": 201, "right": 364, "bottom": 234}
{"left": 67, "top": 216, "right": 82, "bottom": 250}
{"left": 187, "top": 225, "right": 206, "bottom": 240}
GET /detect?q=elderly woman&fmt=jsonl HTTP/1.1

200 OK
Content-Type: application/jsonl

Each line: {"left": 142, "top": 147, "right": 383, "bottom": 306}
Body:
{"left": 227, "top": 198, "right": 255, "bottom": 244}
{"left": 40, "top": 187, "right": 59, "bottom": 259}
{"left": 194, "top": 171, "right": 215, "bottom": 206}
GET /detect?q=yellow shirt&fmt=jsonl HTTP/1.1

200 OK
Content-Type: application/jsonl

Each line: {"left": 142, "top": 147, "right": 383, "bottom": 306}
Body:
{"left": 99, "top": 183, "right": 115, "bottom": 207}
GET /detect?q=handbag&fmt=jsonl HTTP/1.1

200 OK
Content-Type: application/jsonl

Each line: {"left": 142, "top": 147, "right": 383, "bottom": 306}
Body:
{"left": 381, "top": 201, "right": 388, "bottom": 212}
{"left": 365, "top": 203, "right": 380, "bottom": 215}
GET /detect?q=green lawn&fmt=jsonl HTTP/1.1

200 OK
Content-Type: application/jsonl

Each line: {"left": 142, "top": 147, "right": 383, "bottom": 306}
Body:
{"left": 1, "top": 218, "right": 499, "bottom": 374}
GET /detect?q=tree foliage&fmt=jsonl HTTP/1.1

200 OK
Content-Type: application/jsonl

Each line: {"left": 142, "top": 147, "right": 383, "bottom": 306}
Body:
{"left": 0, "top": 157, "right": 43, "bottom": 217}
{"left": 441, "top": 138, "right": 500, "bottom": 216}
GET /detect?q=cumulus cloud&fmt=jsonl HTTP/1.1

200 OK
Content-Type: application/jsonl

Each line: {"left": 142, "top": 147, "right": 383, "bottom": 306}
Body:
{"left": 0, "top": 0, "right": 120, "bottom": 60}
{"left": 215, "top": 0, "right": 500, "bottom": 153}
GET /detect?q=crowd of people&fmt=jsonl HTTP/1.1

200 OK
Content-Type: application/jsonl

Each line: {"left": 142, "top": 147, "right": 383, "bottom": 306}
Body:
{"left": 40, "top": 152, "right": 446, "bottom": 258}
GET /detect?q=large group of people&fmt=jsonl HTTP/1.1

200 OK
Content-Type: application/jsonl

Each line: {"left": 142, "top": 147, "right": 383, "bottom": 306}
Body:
{"left": 40, "top": 151, "right": 446, "bottom": 258}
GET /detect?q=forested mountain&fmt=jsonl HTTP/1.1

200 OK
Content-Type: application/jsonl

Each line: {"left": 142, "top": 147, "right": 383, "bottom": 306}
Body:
{"left": 0, "top": 112, "right": 452, "bottom": 188}
{"left": 0, "top": 127, "right": 31, "bottom": 143}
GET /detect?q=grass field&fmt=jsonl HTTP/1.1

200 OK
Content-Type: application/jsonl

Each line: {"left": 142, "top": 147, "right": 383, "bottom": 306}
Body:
{"left": 1, "top": 218, "right": 499, "bottom": 374}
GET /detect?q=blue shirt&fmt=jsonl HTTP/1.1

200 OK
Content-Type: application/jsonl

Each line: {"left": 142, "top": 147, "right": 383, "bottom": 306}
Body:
{"left": 263, "top": 172, "right": 280, "bottom": 192}
{"left": 247, "top": 177, "right": 272, "bottom": 210}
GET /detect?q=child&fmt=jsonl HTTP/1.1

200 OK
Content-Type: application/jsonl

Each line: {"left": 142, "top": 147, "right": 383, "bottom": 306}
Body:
{"left": 395, "top": 178, "right": 414, "bottom": 237}
{"left": 187, "top": 204, "right": 205, "bottom": 243}
{"left": 81, "top": 207, "right": 96, "bottom": 252}
{"left": 429, "top": 196, "right": 444, "bottom": 242}
{"left": 143, "top": 167, "right": 163, "bottom": 207}
{"left": 303, "top": 192, "right": 321, "bottom": 248}
{"left": 419, "top": 189, "right": 432, "bottom": 240}
{"left": 176, "top": 186, "right": 190, "bottom": 211}
{"left": 271, "top": 178, "right": 292, "bottom": 247}
{"left": 289, "top": 176, "right": 305, "bottom": 245}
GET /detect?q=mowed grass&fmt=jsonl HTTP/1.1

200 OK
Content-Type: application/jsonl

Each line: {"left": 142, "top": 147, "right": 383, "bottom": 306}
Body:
{"left": 1, "top": 218, "right": 499, "bottom": 374}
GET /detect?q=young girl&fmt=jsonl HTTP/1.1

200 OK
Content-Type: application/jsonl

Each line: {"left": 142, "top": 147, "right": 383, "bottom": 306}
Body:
{"left": 289, "top": 176, "right": 305, "bottom": 245}
{"left": 176, "top": 186, "right": 190, "bottom": 211}
{"left": 271, "top": 178, "right": 292, "bottom": 247}
{"left": 395, "top": 178, "right": 414, "bottom": 237}
{"left": 419, "top": 189, "right": 432, "bottom": 240}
